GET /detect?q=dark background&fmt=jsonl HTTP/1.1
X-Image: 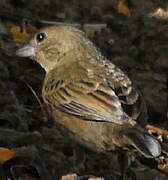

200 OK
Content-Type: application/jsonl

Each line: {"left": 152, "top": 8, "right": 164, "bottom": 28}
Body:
{"left": 0, "top": 0, "right": 168, "bottom": 179}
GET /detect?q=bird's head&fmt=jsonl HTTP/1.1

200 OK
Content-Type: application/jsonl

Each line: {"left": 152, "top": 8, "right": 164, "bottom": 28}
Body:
{"left": 16, "top": 26, "right": 95, "bottom": 73}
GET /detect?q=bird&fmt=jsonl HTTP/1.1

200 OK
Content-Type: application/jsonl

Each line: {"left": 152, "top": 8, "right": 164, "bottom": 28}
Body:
{"left": 16, "top": 25, "right": 167, "bottom": 172}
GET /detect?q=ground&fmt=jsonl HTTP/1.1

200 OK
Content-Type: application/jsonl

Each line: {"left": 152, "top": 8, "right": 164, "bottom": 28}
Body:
{"left": 0, "top": 0, "right": 167, "bottom": 179}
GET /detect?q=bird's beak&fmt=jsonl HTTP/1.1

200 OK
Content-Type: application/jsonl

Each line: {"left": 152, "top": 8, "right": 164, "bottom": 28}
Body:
{"left": 16, "top": 44, "right": 35, "bottom": 57}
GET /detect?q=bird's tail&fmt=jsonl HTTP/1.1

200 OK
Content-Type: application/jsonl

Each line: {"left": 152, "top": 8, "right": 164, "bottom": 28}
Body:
{"left": 123, "top": 126, "right": 168, "bottom": 170}
{"left": 123, "top": 128, "right": 162, "bottom": 158}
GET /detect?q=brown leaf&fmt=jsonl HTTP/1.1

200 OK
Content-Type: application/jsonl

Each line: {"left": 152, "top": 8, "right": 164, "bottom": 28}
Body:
{"left": 0, "top": 147, "right": 15, "bottom": 164}
{"left": 10, "top": 25, "right": 30, "bottom": 43}
{"left": 117, "top": 0, "right": 131, "bottom": 16}
{"left": 84, "top": 29, "right": 96, "bottom": 37}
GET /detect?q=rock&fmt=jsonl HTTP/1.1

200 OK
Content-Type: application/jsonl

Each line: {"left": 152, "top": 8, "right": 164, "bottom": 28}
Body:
{"left": 61, "top": 174, "right": 78, "bottom": 180}
{"left": 88, "top": 178, "right": 104, "bottom": 180}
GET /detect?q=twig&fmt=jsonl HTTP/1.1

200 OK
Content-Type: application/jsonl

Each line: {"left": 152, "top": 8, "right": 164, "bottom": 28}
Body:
{"left": 146, "top": 124, "right": 168, "bottom": 138}
{"left": 22, "top": 80, "right": 48, "bottom": 120}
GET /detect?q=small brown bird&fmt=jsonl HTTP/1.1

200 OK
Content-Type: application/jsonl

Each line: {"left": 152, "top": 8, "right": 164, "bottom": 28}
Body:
{"left": 16, "top": 26, "right": 162, "bottom": 161}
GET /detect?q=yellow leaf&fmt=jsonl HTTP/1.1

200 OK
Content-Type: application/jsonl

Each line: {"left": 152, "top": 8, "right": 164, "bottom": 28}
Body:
{"left": 0, "top": 147, "right": 15, "bottom": 164}
{"left": 117, "top": 0, "right": 131, "bottom": 16}
{"left": 84, "top": 29, "right": 96, "bottom": 37}
{"left": 10, "top": 25, "right": 30, "bottom": 43}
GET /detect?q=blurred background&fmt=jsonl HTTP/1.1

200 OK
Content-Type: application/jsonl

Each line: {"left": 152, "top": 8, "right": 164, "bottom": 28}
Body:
{"left": 0, "top": 0, "right": 167, "bottom": 179}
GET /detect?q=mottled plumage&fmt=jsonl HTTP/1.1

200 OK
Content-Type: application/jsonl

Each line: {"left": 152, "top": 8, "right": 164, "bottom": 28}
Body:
{"left": 16, "top": 26, "right": 161, "bottom": 158}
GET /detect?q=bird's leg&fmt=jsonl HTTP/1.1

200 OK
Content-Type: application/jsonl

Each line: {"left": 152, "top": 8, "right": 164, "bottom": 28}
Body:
{"left": 118, "top": 153, "right": 128, "bottom": 179}
{"left": 118, "top": 153, "right": 137, "bottom": 180}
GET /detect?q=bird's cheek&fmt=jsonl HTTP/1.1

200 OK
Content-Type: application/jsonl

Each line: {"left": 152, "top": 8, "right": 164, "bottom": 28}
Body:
{"left": 35, "top": 50, "right": 44, "bottom": 62}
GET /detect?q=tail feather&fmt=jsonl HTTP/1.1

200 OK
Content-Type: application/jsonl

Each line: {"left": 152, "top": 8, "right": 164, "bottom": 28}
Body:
{"left": 123, "top": 130, "right": 161, "bottom": 158}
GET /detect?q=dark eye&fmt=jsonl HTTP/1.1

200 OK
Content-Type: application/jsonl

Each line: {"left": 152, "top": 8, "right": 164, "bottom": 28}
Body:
{"left": 36, "top": 32, "right": 47, "bottom": 43}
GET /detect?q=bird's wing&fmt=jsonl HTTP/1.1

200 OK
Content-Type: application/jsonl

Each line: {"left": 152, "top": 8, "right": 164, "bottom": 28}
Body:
{"left": 42, "top": 63, "right": 146, "bottom": 125}
{"left": 111, "top": 82, "right": 147, "bottom": 125}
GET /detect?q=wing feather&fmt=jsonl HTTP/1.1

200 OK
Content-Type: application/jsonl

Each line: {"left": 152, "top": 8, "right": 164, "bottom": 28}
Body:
{"left": 42, "top": 63, "right": 146, "bottom": 125}
{"left": 43, "top": 78, "right": 132, "bottom": 125}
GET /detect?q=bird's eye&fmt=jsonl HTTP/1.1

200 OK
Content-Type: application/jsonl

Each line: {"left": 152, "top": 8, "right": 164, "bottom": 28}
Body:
{"left": 36, "top": 32, "right": 47, "bottom": 43}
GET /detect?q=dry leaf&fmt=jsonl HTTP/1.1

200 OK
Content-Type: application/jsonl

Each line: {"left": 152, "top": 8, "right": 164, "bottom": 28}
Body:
{"left": 10, "top": 25, "right": 30, "bottom": 43}
{"left": 117, "top": 0, "right": 131, "bottom": 16}
{"left": 0, "top": 147, "right": 15, "bottom": 164}
{"left": 84, "top": 29, "right": 96, "bottom": 37}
